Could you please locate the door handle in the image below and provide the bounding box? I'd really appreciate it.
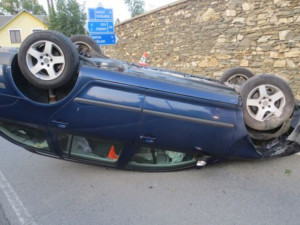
[140,135,156,144]
[52,120,69,128]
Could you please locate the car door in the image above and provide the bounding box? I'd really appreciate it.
[135,89,237,156]
[50,80,145,144]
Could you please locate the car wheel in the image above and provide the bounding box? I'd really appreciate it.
[241,74,294,131]
[70,35,107,58]
[18,30,79,89]
[220,67,254,87]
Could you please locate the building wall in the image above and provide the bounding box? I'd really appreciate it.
[105,0,300,98]
[0,12,47,48]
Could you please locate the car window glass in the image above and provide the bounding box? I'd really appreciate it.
[57,133,123,163]
[127,147,197,170]
[0,123,49,150]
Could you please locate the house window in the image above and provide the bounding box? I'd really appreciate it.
[9,30,21,43]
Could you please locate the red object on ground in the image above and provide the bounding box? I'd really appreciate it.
[138,52,149,66]
[108,145,118,160]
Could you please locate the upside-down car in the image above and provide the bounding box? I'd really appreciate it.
[0,31,298,171]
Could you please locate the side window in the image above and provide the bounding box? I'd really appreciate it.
[57,133,123,163]
[127,147,197,171]
[9,30,21,43]
[0,123,49,150]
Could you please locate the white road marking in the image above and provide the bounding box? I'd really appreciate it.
[0,170,37,225]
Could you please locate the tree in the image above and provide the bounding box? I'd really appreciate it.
[48,0,86,37]
[46,0,56,30]
[124,0,145,17]
[0,0,46,15]
[22,0,46,15]
[46,0,55,17]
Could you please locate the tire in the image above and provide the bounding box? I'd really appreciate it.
[220,67,254,86]
[18,30,79,89]
[247,119,291,140]
[70,35,107,58]
[241,74,294,131]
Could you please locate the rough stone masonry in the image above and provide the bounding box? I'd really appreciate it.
[105,0,300,98]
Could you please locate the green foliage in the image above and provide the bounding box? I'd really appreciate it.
[124,0,145,17]
[0,0,46,15]
[0,0,20,14]
[285,169,292,176]
[48,0,86,37]
[22,0,46,15]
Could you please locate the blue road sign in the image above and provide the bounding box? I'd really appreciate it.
[88,8,96,20]
[88,21,114,33]
[90,34,118,45]
[88,8,113,20]
[88,7,116,45]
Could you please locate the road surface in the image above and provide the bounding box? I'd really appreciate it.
[0,137,300,225]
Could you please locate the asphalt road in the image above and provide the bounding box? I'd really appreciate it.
[0,137,300,225]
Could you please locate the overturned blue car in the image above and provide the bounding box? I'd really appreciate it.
[0,31,298,171]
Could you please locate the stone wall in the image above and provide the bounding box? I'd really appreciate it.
[104,0,300,98]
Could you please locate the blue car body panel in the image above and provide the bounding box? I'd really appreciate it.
[0,51,261,169]
[52,81,145,143]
